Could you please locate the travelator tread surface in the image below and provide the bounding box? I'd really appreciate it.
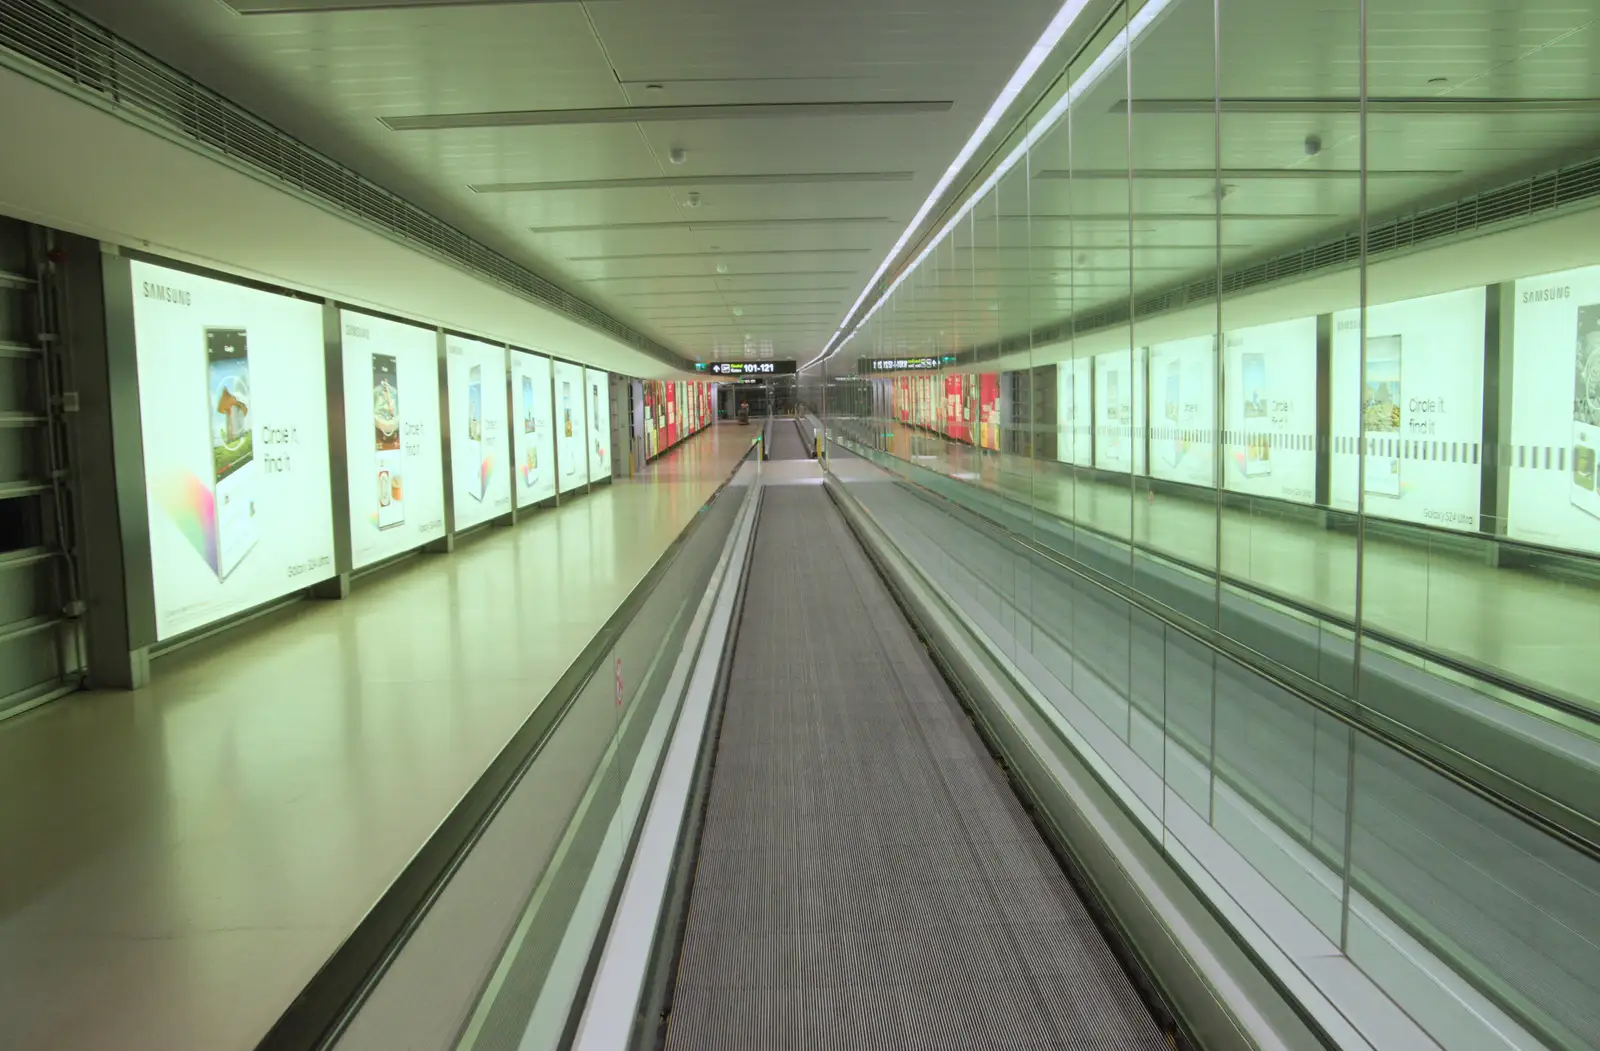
[665,486,1164,1051]
[766,418,810,460]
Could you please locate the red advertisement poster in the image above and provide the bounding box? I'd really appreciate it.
[979,373,1001,451]
[944,374,963,442]
[644,383,656,459]
[666,381,678,447]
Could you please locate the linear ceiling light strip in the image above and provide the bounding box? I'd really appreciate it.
[807,0,1174,370]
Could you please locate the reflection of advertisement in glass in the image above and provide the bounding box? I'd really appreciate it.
[1106,369,1123,452]
[1363,336,1402,498]
[1242,352,1271,477]
[467,363,484,501]
[372,352,404,531]
[1572,304,1600,519]
[205,328,258,580]
[1163,360,1185,469]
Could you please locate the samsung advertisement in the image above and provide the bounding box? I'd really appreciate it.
[1055,357,1092,466]
[1222,317,1319,505]
[340,310,446,569]
[1147,336,1216,487]
[586,368,612,482]
[1093,347,1147,474]
[130,260,336,639]
[1509,265,1600,555]
[512,349,556,508]
[554,360,586,495]
[1331,287,1485,531]
[446,334,511,530]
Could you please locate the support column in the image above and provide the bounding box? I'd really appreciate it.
[74,242,155,688]
[317,301,352,596]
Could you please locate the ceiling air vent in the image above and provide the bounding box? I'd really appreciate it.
[0,0,685,369]
[952,153,1600,364]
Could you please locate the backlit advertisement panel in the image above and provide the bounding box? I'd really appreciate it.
[1331,287,1484,531]
[339,310,445,569]
[554,359,585,495]
[1056,357,1092,466]
[1147,336,1216,487]
[446,334,510,529]
[130,259,335,639]
[666,381,679,447]
[1509,265,1600,555]
[511,350,555,508]
[1222,317,1319,504]
[979,373,1001,451]
[586,368,612,481]
[1094,347,1147,474]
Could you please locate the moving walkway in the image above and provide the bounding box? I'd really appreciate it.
[255,440,1600,1051]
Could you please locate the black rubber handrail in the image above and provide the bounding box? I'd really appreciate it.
[832,433,1600,862]
[859,421,1600,726]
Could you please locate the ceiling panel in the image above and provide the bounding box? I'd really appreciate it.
[58,0,1064,366]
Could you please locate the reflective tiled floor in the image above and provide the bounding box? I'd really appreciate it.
[0,425,751,1051]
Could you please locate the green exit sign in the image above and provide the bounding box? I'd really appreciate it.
[694,362,707,371]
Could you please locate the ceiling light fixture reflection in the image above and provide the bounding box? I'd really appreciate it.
[806,0,1177,371]
[800,0,1098,370]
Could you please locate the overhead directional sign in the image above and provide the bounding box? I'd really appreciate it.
[706,360,796,376]
[860,356,942,372]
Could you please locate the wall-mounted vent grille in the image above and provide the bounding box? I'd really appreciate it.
[958,152,1600,363]
[0,0,687,370]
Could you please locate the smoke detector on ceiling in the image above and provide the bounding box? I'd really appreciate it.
[669,147,687,165]
[685,192,702,208]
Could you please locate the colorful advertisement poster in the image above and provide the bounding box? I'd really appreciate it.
[130,259,336,639]
[1055,357,1093,467]
[553,359,585,495]
[446,334,511,529]
[1147,336,1217,487]
[511,350,556,508]
[1094,347,1148,474]
[944,374,967,442]
[586,368,612,482]
[1222,317,1318,505]
[1330,287,1484,531]
[1509,265,1600,555]
[979,373,1002,451]
[666,381,679,448]
[340,309,445,569]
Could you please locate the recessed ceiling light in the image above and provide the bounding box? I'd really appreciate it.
[1427,76,1448,85]
[646,83,665,92]
[716,262,729,274]
[733,307,744,316]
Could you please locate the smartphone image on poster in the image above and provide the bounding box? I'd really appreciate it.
[519,374,538,489]
[373,352,404,530]
[1241,351,1272,478]
[1572,304,1600,519]
[561,381,576,477]
[467,363,484,501]
[1363,335,1402,498]
[204,327,258,580]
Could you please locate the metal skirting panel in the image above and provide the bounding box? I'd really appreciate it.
[666,486,1164,1050]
